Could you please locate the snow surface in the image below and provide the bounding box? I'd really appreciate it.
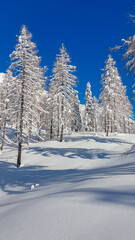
[1,132,135,240]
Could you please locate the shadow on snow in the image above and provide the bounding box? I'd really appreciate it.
[0,133,135,208]
[1,159,135,207]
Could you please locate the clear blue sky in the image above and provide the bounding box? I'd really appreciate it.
[0,0,135,108]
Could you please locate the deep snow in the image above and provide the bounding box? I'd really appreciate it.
[0,132,135,240]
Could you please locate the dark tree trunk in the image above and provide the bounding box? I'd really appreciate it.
[50,119,53,139]
[60,124,63,142]
[106,114,109,137]
[60,97,64,142]
[17,56,25,168]
[111,119,113,133]
[57,96,60,137]
[17,141,22,168]
[17,109,24,168]
[38,129,41,141]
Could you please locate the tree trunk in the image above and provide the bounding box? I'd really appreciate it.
[60,97,64,142]
[17,57,25,168]
[27,118,32,145]
[17,107,24,168]
[111,119,113,133]
[105,117,106,133]
[113,99,116,132]
[1,119,6,151]
[106,114,109,137]
[38,114,42,141]
[60,124,63,142]
[57,97,60,137]
[50,119,53,139]
[123,117,126,133]
[128,119,130,134]
[14,112,19,143]
[38,129,41,141]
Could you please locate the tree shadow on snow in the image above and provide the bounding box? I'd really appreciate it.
[1,160,135,207]
[27,146,116,159]
[64,134,132,145]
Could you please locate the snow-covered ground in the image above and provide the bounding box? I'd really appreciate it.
[1,132,135,240]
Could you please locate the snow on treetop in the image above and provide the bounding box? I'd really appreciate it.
[0,73,5,83]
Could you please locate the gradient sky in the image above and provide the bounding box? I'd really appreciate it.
[0,0,135,109]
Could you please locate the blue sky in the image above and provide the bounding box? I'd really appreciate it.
[0,0,135,108]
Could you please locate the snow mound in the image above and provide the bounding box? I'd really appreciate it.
[31,185,35,190]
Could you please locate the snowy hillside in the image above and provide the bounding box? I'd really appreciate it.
[1,132,135,240]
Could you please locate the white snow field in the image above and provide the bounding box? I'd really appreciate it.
[1,132,135,240]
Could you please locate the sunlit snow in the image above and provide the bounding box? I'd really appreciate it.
[0,132,135,240]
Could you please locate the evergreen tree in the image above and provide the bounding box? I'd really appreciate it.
[49,44,77,141]
[9,25,45,167]
[113,15,135,98]
[0,71,12,150]
[93,96,100,132]
[100,55,133,136]
[71,94,82,132]
[85,82,94,131]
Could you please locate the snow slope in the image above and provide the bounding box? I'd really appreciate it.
[0,132,135,240]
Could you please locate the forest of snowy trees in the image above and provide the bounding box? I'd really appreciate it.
[0,24,135,167]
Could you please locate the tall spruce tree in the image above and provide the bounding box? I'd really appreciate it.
[71,94,82,132]
[100,55,133,136]
[49,44,77,141]
[0,71,12,150]
[93,96,100,132]
[85,82,94,131]
[9,25,45,167]
[113,15,135,98]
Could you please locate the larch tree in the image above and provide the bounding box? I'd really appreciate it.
[85,82,94,131]
[48,67,60,139]
[0,72,9,150]
[100,54,133,136]
[71,94,82,132]
[113,15,135,97]
[93,96,100,132]
[9,25,45,168]
[0,70,14,150]
[49,44,77,142]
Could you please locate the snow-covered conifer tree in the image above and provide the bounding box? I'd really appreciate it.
[100,55,133,135]
[113,15,135,98]
[0,70,13,150]
[93,96,100,132]
[49,44,77,141]
[9,25,45,167]
[84,82,94,131]
[71,94,82,132]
